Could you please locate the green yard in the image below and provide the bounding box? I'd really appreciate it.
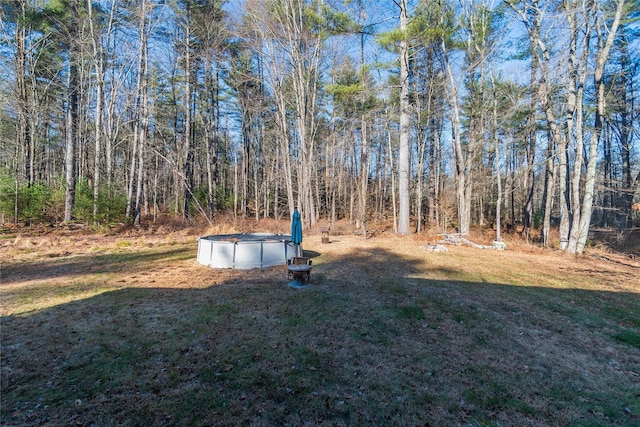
[2,229,639,426]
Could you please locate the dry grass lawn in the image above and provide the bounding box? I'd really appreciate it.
[1,223,639,426]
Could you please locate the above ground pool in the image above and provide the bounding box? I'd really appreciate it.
[197,233,299,269]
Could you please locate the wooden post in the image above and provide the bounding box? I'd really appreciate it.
[321,227,330,244]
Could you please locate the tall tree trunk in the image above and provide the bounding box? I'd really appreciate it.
[64,0,80,222]
[511,0,566,246]
[90,22,103,223]
[541,134,556,247]
[398,0,410,234]
[15,0,32,186]
[522,129,535,240]
[241,112,250,217]
[617,26,634,229]
[387,118,398,233]
[104,59,120,193]
[360,117,368,237]
[125,124,139,219]
[414,69,427,234]
[13,141,19,223]
[509,1,541,242]
[492,74,502,242]
[443,41,470,236]
[428,113,442,228]
[558,0,580,249]
[567,12,592,252]
[126,0,148,221]
[204,66,219,219]
[573,0,625,254]
[88,0,115,223]
[602,124,612,227]
[359,34,368,237]
[183,9,194,220]
[134,35,148,226]
[416,131,425,234]
[537,22,561,247]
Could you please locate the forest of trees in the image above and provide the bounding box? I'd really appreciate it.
[1,0,638,254]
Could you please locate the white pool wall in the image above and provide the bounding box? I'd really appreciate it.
[197,233,298,269]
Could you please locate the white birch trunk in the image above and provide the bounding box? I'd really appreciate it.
[398,0,411,234]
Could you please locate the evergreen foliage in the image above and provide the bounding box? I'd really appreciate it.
[0,0,636,246]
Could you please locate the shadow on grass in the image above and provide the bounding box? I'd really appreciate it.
[1,247,194,284]
[1,247,639,426]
